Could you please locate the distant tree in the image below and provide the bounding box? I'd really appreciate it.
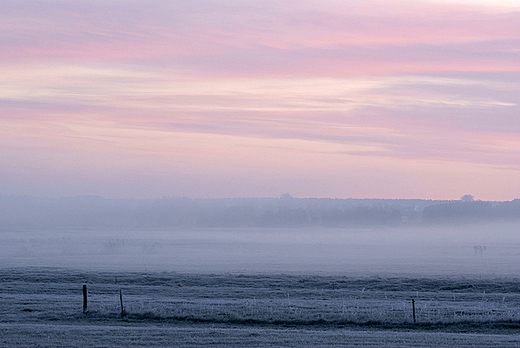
[461,195,474,202]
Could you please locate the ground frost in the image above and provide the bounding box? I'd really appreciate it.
[3,268,520,347]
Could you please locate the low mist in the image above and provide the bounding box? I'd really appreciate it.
[1,195,519,277]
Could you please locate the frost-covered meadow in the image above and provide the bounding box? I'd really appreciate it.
[2,225,520,347]
[3,269,520,347]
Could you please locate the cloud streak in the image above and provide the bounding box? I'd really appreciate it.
[1,0,519,199]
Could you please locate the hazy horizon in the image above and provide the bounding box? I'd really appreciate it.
[1,193,517,202]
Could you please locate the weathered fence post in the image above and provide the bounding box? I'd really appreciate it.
[120,289,125,317]
[82,284,88,313]
[412,299,416,324]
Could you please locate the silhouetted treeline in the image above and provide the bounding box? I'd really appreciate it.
[0,195,519,229]
[422,199,520,224]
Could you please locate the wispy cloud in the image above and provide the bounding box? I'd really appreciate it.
[1,0,519,199]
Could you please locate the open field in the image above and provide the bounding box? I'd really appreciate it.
[2,225,520,346]
[4,322,520,348]
[2,268,520,347]
[2,224,520,276]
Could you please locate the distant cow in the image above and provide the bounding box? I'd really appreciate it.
[474,245,487,257]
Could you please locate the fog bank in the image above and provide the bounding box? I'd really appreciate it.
[1,195,519,276]
[1,195,519,229]
[1,223,519,276]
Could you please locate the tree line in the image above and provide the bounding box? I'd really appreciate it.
[0,195,519,229]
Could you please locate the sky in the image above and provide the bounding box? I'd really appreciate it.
[1,0,519,200]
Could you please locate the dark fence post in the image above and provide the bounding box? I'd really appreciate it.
[412,299,416,324]
[82,284,88,313]
[120,289,125,317]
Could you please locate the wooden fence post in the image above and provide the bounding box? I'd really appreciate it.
[82,284,88,313]
[412,299,416,324]
[120,289,125,317]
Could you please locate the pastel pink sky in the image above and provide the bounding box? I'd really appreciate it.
[1,0,519,200]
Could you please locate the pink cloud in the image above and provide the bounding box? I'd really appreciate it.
[1,0,519,199]
[1,0,518,77]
